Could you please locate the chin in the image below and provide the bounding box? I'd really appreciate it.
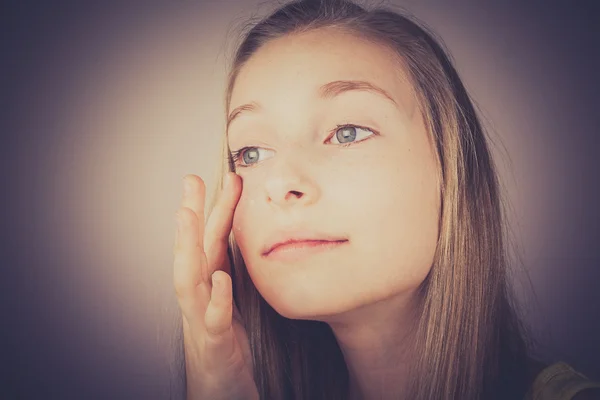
[260,286,363,322]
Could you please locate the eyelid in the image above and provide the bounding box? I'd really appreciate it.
[325,124,377,145]
[229,147,275,169]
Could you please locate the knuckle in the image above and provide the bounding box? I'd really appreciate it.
[178,206,197,221]
[184,174,206,193]
[173,266,191,297]
[173,277,196,300]
[205,322,229,340]
[173,244,189,262]
[172,241,184,254]
[173,281,190,300]
[173,253,206,296]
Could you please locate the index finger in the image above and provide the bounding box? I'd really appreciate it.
[181,174,206,246]
[204,172,242,273]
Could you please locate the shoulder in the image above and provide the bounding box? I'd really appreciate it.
[524,361,600,400]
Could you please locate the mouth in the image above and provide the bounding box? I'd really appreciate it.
[264,239,348,262]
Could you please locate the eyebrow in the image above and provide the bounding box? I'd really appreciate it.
[226,80,398,132]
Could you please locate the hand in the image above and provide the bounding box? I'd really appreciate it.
[173,173,258,400]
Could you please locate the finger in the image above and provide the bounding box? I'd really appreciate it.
[181,174,206,248]
[204,172,242,273]
[204,271,236,362]
[173,207,210,327]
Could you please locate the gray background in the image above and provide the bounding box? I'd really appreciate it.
[1,1,599,398]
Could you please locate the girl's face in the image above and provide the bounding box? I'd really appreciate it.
[228,27,440,320]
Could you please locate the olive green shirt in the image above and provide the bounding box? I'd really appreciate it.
[524,362,600,400]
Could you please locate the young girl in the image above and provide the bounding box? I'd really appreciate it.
[172,0,600,399]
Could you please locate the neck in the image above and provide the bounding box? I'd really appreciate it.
[325,290,420,400]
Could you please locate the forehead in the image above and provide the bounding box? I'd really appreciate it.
[229,27,414,114]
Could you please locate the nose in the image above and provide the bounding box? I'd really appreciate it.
[264,157,319,208]
[266,178,315,207]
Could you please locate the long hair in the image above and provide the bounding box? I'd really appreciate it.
[173,1,535,399]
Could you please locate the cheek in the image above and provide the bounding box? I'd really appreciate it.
[231,191,259,252]
[348,151,439,285]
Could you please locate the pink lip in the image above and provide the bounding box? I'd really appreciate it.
[265,239,348,262]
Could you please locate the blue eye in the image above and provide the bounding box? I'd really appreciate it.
[327,124,376,147]
[230,124,377,168]
[229,147,275,168]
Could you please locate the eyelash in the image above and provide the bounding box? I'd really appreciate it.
[229,123,377,168]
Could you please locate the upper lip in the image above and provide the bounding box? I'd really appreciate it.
[262,229,348,256]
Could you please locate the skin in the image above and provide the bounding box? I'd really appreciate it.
[227,27,441,399]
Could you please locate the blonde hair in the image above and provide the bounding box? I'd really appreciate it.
[175,0,536,398]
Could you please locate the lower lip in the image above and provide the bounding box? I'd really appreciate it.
[265,240,348,262]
